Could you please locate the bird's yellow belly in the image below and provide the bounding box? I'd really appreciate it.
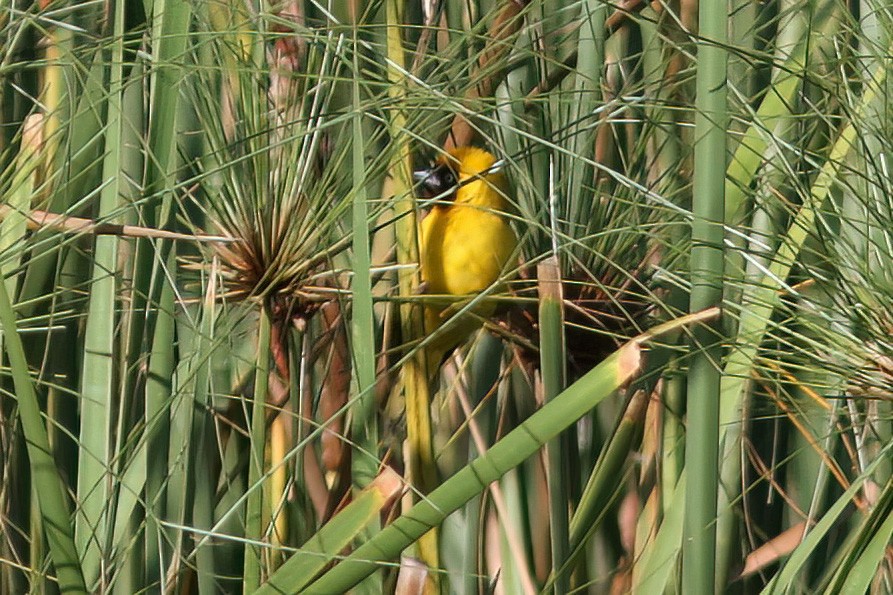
[420,206,516,297]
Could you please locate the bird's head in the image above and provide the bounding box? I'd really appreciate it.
[413,146,508,208]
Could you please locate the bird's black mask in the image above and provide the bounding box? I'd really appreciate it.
[413,163,458,200]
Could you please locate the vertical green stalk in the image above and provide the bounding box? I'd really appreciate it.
[562,391,648,581]
[386,0,432,481]
[538,257,568,593]
[75,0,125,583]
[682,0,727,592]
[350,20,378,494]
[164,316,195,589]
[461,334,503,593]
[145,0,190,226]
[854,0,892,508]
[726,0,756,108]
[350,25,381,595]
[144,0,192,576]
[661,368,686,498]
[244,307,271,592]
[108,58,148,595]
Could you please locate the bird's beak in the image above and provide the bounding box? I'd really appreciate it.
[413,168,431,185]
[413,167,439,199]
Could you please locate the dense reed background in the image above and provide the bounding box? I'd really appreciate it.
[1,0,891,593]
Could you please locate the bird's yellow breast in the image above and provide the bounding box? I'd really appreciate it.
[420,204,517,296]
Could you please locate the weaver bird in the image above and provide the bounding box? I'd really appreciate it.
[414,146,518,376]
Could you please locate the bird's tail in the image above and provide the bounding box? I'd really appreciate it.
[420,301,496,383]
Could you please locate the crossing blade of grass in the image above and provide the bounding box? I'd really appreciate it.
[303,331,658,593]
[823,475,893,594]
[837,496,893,595]
[760,441,892,594]
[256,468,403,594]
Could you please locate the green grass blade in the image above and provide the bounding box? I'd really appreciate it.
[190,282,218,593]
[0,260,86,593]
[125,0,192,377]
[824,476,893,595]
[350,29,383,594]
[0,116,40,295]
[0,115,41,360]
[546,391,647,589]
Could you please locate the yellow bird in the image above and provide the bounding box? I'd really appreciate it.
[414,146,518,375]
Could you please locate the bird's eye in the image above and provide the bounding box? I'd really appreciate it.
[441,170,456,187]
